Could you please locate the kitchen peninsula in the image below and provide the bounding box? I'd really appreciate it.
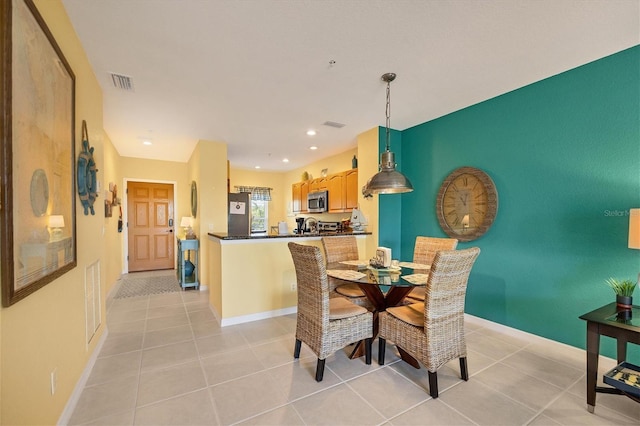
[207,231,370,326]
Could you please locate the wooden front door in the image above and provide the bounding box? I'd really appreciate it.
[127,182,175,272]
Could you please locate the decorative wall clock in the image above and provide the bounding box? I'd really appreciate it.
[436,166,498,242]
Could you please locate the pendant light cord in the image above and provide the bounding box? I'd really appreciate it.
[385,79,391,152]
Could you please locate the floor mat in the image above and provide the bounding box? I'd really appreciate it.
[114,274,181,298]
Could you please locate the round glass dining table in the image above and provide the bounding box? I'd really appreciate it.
[326,261,430,367]
[326,261,429,310]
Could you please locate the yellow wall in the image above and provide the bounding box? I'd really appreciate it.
[229,168,287,232]
[187,142,201,235]
[0,1,120,424]
[102,133,123,293]
[356,128,381,255]
[189,140,228,293]
[208,234,223,315]
[211,235,368,321]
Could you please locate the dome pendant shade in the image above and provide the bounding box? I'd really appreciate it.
[365,72,414,195]
[367,151,413,194]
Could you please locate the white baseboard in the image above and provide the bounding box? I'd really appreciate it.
[220,306,297,327]
[464,313,538,339]
[57,328,109,426]
[464,312,588,356]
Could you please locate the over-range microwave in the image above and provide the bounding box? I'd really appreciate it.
[308,190,328,213]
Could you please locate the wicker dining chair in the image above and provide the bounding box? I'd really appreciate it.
[378,247,480,398]
[321,236,371,308]
[406,236,458,302]
[288,242,373,381]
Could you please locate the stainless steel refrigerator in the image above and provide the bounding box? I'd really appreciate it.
[228,192,251,236]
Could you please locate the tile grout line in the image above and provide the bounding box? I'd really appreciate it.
[183,289,224,426]
[522,374,585,425]
[341,365,401,424]
[434,397,482,426]
[222,343,370,425]
[129,295,151,426]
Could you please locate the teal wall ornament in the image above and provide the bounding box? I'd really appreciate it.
[77,120,98,215]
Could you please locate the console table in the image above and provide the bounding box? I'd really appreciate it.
[579,303,640,413]
[20,237,73,278]
[177,238,199,290]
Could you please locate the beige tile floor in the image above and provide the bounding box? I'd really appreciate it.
[67,274,640,425]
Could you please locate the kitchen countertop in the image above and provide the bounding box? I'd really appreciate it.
[208,231,371,240]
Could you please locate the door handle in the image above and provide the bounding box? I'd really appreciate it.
[168,229,173,233]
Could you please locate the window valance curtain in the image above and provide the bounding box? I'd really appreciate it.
[234,186,272,201]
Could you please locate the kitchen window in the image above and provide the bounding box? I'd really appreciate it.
[251,200,268,233]
[235,185,272,234]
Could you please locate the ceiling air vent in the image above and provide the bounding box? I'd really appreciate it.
[323,121,345,129]
[109,73,134,91]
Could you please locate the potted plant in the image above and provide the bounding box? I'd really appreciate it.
[605,277,637,309]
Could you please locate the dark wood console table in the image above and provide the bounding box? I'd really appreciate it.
[579,303,640,413]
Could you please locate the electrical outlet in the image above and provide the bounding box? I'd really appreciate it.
[50,369,57,395]
[290,282,296,291]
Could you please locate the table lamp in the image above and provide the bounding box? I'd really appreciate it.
[48,215,65,241]
[180,216,194,239]
[630,208,640,283]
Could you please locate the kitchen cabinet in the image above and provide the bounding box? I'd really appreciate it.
[301,181,309,212]
[345,169,358,210]
[327,173,344,212]
[292,182,302,212]
[291,169,358,214]
[292,181,310,213]
[310,177,327,192]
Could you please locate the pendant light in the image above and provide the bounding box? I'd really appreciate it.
[363,73,413,195]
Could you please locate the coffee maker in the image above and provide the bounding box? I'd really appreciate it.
[295,217,305,234]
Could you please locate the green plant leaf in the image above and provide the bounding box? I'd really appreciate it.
[605,277,637,297]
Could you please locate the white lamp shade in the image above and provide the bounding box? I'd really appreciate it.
[48,215,65,228]
[629,208,640,249]
[180,217,192,228]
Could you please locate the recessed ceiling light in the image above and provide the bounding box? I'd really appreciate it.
[310,146,318,150]
[306,129,317,136]
[255,166,261,169]
[142,140,152,146]
[282,158,289,163]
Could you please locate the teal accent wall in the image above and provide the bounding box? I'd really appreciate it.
[378,127,403,257]
[382,46,640,360]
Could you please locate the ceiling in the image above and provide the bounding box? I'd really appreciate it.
[61,0,639,171]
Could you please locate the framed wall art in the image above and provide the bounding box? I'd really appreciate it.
[1,0,77,306]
